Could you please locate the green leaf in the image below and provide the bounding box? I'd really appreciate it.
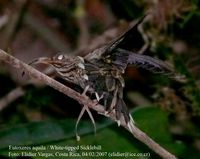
[0,106,186,158]
[0,117,112,151]
[132,106,186,156]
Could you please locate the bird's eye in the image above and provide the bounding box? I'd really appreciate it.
[57,55,64,60]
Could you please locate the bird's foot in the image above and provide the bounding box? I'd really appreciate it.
[76,85,96,141]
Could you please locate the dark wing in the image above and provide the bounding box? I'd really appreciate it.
[85,15,146,67]
[105,15,146,55]
[101,16,146,71]
[117,48,175,74]
[104,48,175,74]
[86,15,175,75]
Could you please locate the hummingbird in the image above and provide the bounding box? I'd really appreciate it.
[29,16,176,139]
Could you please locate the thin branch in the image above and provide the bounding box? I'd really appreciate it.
[0,87,25,111]
[127,92,152,106]
[0,0,28,49]
[0,49,177,159]
[75,0,90,50]
[24,13,70,52]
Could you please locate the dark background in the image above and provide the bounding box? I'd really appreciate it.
[0,0,200,158]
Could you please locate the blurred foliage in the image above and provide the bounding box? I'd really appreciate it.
[0,0,200,158]
[0,107,188,158]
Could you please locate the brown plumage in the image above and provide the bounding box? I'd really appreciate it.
[29,16,176,138]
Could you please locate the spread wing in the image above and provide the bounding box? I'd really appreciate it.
[105,15,146,55]
[100,16,146,71]
[84,16,145,62]
[105,48,175,74]
[102,16,175,74]
[117,48,175,74]
[86,15,175,75]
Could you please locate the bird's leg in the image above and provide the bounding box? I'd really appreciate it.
[137,18,150,54]
[94,92,104,103]
[75,85,96,141]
